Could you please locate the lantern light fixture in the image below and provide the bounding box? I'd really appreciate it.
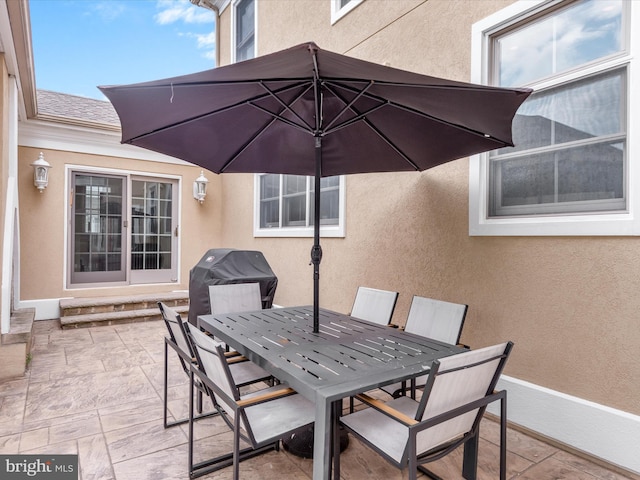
[193,170,209,204]
[31,152,51,193]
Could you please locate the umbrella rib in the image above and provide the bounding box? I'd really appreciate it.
[360,118,420,170]
[323,102,388,135]
[248,101,314,135]
[322,82,419,170]
[322,80,376,132]
[123,81,312,143]
[218,116,278,173]
[323,79,512,145]
[220,82,318,172]
[258,81,315,132]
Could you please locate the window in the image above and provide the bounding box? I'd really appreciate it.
[470,0,638,235]
[255,174,345,238]
[233,0,255,62]
[331,0,364,24]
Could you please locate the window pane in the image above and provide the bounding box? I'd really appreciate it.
[491,141,624,214]
[236,0,254,61]
[283,176,307,226]
[310,176,340,226]
[260,199,279,228]
[497,0,623,86]
[283,196,306,226]
[502,68,624,154]
[284,175,306,195]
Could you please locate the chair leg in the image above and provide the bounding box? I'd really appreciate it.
[163,341,171,428]
[408,429,418,480]
[461,430,479,480]
[233,414,241,480]
[500,393,507,480]
[188,370,196,478]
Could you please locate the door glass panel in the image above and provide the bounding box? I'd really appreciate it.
[70,174,125,284]
[131,180,173,272]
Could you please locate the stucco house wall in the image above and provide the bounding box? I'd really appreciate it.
[17,145,224,302]
[212,0,640,474]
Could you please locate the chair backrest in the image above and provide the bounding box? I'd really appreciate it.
[186,323,241,422]
[159,301,194,373]
[404,296,468,344]
[209,283,263,315]
[415,342,513,454]
[350,286,399,326]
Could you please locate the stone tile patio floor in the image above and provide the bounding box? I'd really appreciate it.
[0,319,637,480]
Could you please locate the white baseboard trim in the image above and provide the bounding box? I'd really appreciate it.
[17,298,65,320]
[488,375,640,475]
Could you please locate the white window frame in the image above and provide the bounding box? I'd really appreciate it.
[231,0,257,63]
[469,0,640,236]
[253,174,346,238]
[331,0,364,25]
[63,164,183,289]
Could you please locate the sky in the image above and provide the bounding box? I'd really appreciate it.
[29,0,217,100]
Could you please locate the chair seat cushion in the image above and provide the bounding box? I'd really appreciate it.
[243,387,315,446]
[229,361,272,387]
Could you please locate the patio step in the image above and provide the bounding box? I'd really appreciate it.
[0,307,35,380]
[59,292,189,329]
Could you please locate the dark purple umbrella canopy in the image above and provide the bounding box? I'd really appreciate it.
[100,41,531,332]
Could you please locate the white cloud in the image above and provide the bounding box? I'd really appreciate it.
[154,0,214,25]
[85,1,127,22]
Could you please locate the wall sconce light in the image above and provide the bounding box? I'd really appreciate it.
[31,152,51,193]
[193,170,209,204]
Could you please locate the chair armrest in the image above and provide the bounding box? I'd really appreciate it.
[237,387,295,408]
[223,351,243,358]
[355,393,418,426]
[225,355,249,364]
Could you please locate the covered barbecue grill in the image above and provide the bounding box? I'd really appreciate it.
[188,249,278,325]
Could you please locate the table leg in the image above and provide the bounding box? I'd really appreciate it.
[331,401,341,480]
[312,397,331,480]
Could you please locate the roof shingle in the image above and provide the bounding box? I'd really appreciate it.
[36,89,120,126]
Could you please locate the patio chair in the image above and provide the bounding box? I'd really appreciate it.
[380,296,469,398]
[158,301,272,429]
[350,286,399,326]
[208,282,269,356]
[340,341,513,480]
[186,324,316,479]
[208,282,263,315]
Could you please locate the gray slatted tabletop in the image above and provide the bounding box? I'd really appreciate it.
[198,306,466,480]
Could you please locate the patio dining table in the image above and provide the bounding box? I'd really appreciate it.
[198,305,468,480]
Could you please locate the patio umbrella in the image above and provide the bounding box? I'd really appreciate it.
[99,41,531,333]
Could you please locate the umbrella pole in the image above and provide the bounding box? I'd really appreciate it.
[311,136,322,333]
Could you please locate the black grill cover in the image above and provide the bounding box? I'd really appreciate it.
[188,249,278,325]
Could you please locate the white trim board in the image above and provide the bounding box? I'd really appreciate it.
[488,375,640,474]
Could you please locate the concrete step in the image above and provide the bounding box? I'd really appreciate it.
[0,307,35,381]
[59,292,189,329]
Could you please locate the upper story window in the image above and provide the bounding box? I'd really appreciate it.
[470,0,638,235]
[331,0,364,24]
[254,174,345,238]
[233,0,255,62]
